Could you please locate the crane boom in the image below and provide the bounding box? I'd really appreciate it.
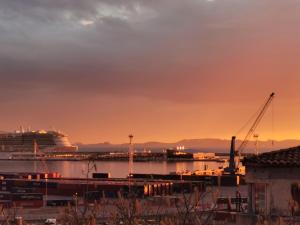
[224,92,275,174]
[237,92,275,156]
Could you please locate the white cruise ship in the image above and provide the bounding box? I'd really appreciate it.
[0,129,78,152]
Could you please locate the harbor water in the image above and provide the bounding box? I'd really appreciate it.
[0,160,225,178]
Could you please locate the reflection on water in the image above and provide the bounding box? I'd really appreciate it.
[0,160,224,178]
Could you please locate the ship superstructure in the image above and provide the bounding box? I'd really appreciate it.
[0,129,77,152]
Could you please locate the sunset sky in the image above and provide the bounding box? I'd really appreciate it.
[1,0,300,144]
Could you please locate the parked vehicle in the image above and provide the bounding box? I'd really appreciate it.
[44,218,56,225]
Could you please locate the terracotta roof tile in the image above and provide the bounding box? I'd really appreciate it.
[243,146,300,167]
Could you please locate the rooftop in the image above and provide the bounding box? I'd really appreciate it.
[243,145,300,168]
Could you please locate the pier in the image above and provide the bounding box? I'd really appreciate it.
[6,150,226,162]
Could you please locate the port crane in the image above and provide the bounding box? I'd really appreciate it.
[225,92,275,174]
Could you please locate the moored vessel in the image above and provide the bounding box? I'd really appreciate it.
[0,129,77,152]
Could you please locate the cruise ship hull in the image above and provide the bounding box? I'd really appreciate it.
[0,130,77,152]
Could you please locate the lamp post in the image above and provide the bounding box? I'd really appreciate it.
[128,134,134,176]
[73,192,78,213]
[253,134,259,155]
[128,134,134,194]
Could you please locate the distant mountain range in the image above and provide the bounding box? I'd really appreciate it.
[75,138,300,153]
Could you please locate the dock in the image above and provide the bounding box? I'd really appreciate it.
[6,150,226,162]
[0,172,206,209]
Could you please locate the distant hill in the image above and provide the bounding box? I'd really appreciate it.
[75,138,300,153]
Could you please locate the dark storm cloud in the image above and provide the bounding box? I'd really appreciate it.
[1,0,300,103]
